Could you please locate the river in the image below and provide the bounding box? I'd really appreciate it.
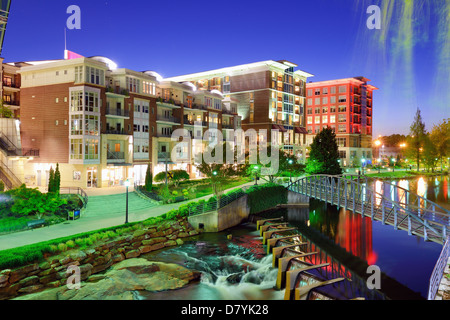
[139,175,448,300]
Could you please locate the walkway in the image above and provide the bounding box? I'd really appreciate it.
[0,181,258,250]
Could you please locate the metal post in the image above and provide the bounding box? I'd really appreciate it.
[408,215,412,235]
[394,205,398,229]
[371,191,374,219]
[382,200,385,224]
[344,182,348,210]
[125,184,129,224]
[352,184,356,213]
[330,178,334,206]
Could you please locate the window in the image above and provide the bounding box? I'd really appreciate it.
[330,106,336,113]
[323,88,328,95]
[307,89,313,97]
[315,98,320,105]
[70,139,83,160]
[338,125,346,133]
[315,116,320,124]
[338,105,347,112]
[84,92,99,113]
[330,115,336,123]
[307,98,312,106]
[337,137,347,147]
[70,114,83,135]
[315,107,320,114]
[339,85,347,93]
[126,77,141,93]
[322,97,328,104]
[307,116,312,124]
[330,96,336,104]
[330,87,336,94]
[322,115,328,123]
[71,91,83,112]
[85,66,104,85]
[339,150,346,159]
[84,115,99,136]
[315,89,320,95]
[84,139,99,160]
[338,96,347,103]
[307,108,312,115]
[338,114,347,122]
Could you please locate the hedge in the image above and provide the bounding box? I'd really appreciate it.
[0,184,287,270]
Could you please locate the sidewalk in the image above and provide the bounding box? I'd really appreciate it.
[0,181,258,251]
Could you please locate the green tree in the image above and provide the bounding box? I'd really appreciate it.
[429,119,450,171]
[48,166,55,193]
[305,127,342,175]
[407,108,427,171]
[0,100,13,118]
[54,163,61,193]
[422,135,439,172]
[144,164,153,192]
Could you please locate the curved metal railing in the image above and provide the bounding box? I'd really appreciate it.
[286,175,450,244]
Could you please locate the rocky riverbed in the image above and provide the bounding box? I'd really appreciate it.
[13,258,201,300]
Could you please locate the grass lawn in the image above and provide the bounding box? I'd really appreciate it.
[0,216,31,233]
[365,171,417,179]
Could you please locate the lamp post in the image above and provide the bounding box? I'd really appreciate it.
[392,158,396,172]
[377,158,381,173]
[124,179,130,224]
[361,158,366,176]
[253,165,259,185]
[288,159,294,182]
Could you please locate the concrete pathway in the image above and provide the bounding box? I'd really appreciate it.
[0,181,258,250]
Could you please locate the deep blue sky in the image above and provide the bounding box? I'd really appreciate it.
[3,0,449,137]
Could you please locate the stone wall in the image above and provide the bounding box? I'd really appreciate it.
[0,218,198,300]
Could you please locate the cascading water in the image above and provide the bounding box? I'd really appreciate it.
[139,224,285,300]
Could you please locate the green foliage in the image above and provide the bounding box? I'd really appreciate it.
[407,108,427,171]
[144,164,153,192]
[6,184,67,218]
[54,163,61,192]
[48,167,55,193]
[305,127,342,175]
[245,184,288,214]
[0,181,4,192]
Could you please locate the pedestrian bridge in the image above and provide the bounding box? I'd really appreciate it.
[286,175,450,245]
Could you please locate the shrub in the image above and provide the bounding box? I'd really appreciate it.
[57,243,68,252]
[65,240,76,248]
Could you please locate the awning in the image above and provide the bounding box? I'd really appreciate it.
[295,127,308,134]
[272,124,287,132]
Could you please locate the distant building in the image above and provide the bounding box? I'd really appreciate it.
[305,77,378,166]
[165,60,313,162]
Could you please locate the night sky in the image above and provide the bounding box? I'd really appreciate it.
[3,0,449,137]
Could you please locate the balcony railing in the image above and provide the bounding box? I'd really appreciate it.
[183,119,207,126]
[2,81,19,88]
[222,108,236,115]
[104,128,129,135]
[105,107,130,118]
[155,132,173,138]
[107,150,125,160]
[105,86,130,96]
[3,100,19,106]
[156,97,182,108]
[222,123,234,129]
[157,115,180,124]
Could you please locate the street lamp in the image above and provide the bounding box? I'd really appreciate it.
[253,165,259,185]
[124,179,130,224]
[377,158,381,173]
[361,158,366,176]
[391,158,396,172]
[288,159,294,182]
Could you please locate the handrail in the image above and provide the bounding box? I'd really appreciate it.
[59,186,89,208]
[286,174,450,244]
[428,236,450,300]
[0,160,22,188]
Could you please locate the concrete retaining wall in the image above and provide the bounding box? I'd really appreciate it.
[188,195,250,232]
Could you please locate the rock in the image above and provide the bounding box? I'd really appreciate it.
[19,276,39,287]
[125,250,140,259]
[59,256,72,266]
[164,240,177,247]
[112,253,125,263]
[226,273,243,284]
[69,251,87,262]
[39,262,51,270]
[189,230,199,236]
[177,232,189,238]
[176,239,184,246]
[18,284,44,294]
[133,230,147,238]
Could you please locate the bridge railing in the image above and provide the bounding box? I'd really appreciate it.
[286,175,450,244]
[428,236,450,300]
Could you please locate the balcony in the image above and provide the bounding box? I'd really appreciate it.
[222,108,236,115]
[222,123,234,129]
[105,107,130,118]
[105,86,130,97]
[104,128,130,135]
[2,80,20,89]
[183,119,207,127]
[3,100,20,107]
[155,132,173,138]
[157,115,180,124]
[156,97,182,109]
[107,150,125,163]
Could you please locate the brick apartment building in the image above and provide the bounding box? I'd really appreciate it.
[305,77,378,166]
[165,60,313,162]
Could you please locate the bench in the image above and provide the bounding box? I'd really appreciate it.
[27,219,47,229]
[174,196,185,203]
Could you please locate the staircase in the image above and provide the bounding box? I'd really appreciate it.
[0,160,22,190]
